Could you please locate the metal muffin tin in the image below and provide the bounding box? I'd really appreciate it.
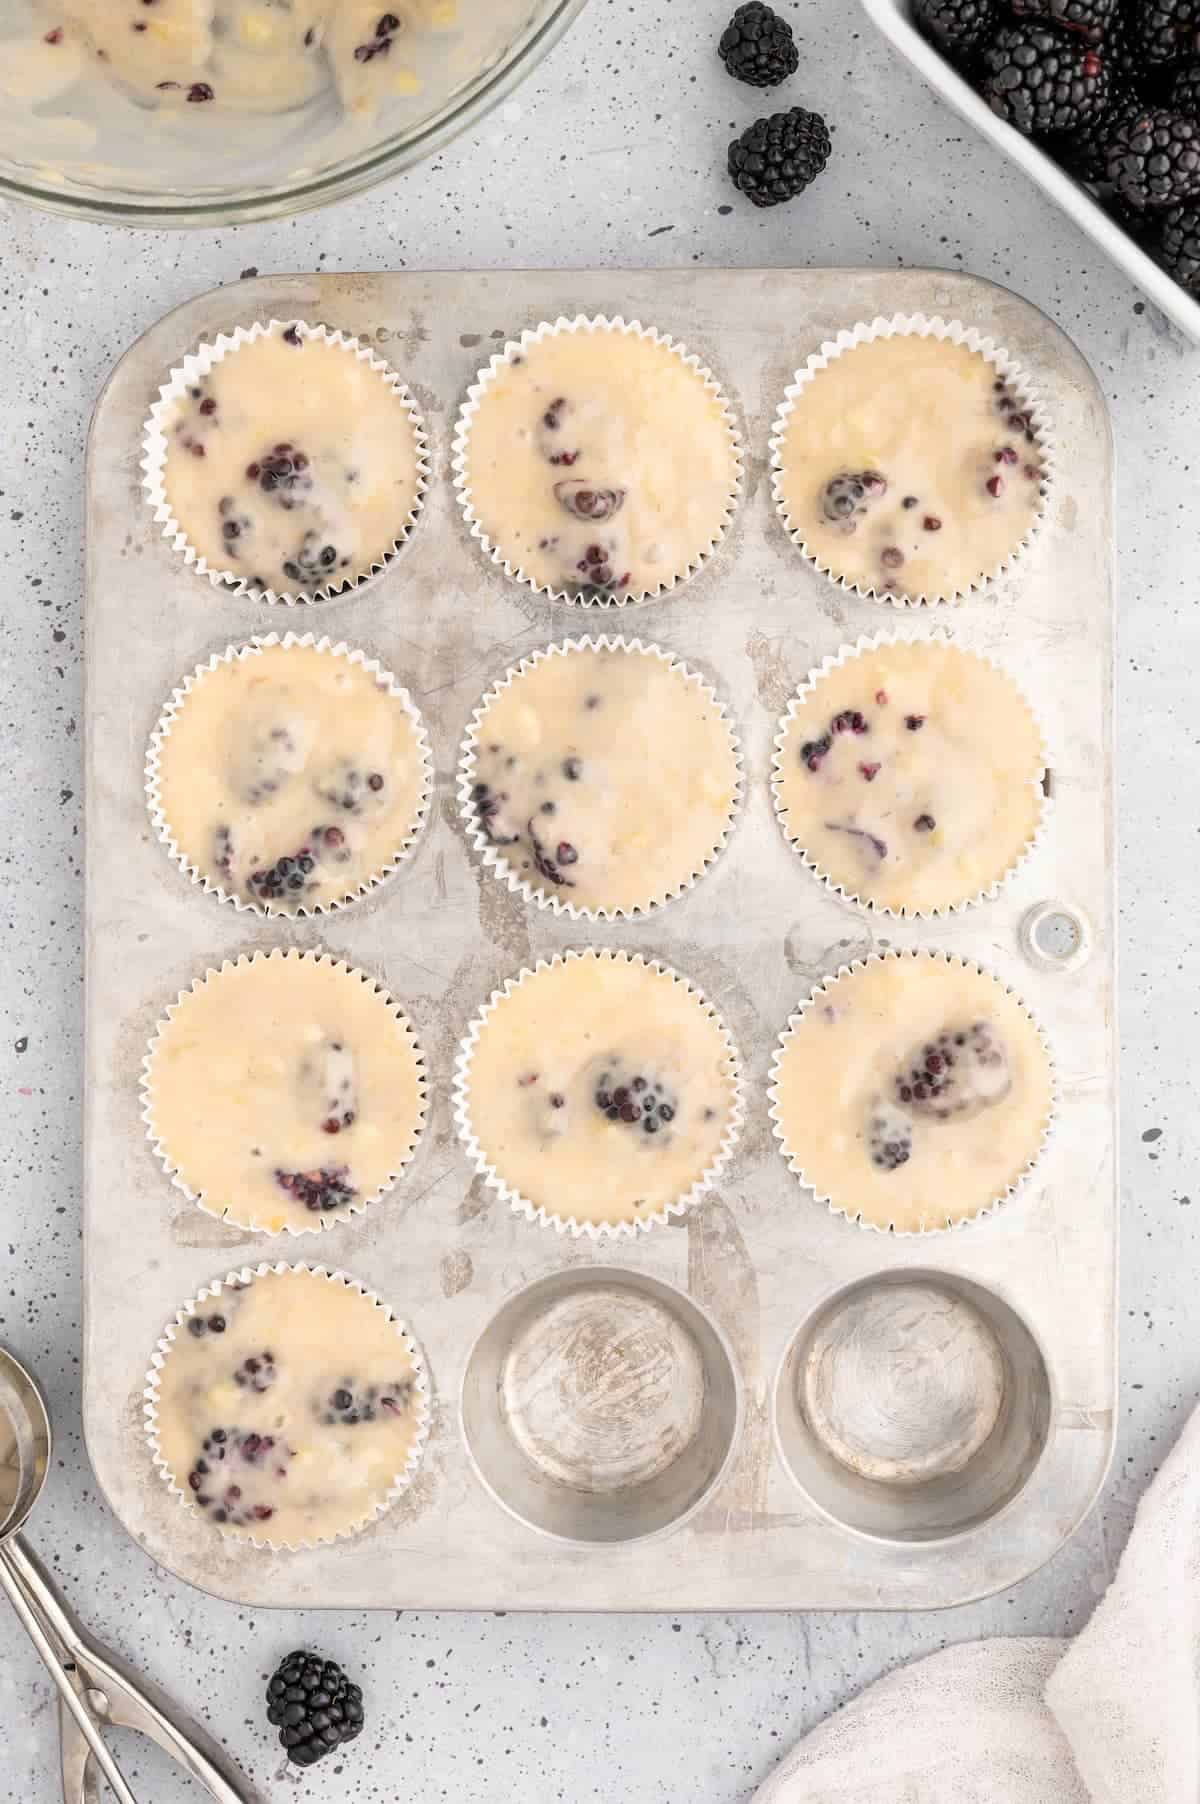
[83,268,1116,1609]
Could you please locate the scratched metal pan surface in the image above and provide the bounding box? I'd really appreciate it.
[82,268,1115,1609]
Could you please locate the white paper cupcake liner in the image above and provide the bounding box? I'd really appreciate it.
[451,314,744,609]
[457,635,744,919]
[143,1261,431,1550]
[768,314,1056,608]
[141,318,429,606]
[767,948,1058,1237]
[769,628,1051,919]
[145,631,433,919]
[452,947,746,1240]
[141,948,428,1238]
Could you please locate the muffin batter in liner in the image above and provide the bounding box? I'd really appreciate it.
[452,314,743,608]
[769,314,1054,607]
[768,949,1056,1234]
[142,318,428,604]
[145,631,432,918]
[770,631,1048,917]
[144,1262,430,1549]
[458,636,743,918]
[453,948,745,1238]
[142,949,427,1235]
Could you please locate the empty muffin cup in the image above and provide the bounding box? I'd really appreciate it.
[461,1267,741,1544]
[773,1270,1052,1542]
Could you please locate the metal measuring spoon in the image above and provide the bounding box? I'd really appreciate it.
[0,1344,260,1803]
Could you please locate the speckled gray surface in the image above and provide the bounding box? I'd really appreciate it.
[0,0,1191,1799]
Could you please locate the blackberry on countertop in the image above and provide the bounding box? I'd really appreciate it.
[980,24,1110,135]
[1008,0,1118,44]
[1158,200,1200,284]
[1166,58,1200,112]
[727,105,831,205]
[266,1650,364,1768]
[718,3,799,87]
[1105,105,1200,204]
[1137,0,1200,66]
[913,0,997,64]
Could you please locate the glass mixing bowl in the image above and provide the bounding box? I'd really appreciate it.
[0,0,588,228]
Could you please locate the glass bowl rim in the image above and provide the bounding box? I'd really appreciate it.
[0,0,589,229]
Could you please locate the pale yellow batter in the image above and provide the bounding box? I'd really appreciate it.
[773,640,1044,914]
[459,951,740,1229]
[158,324,422,598]
[771,954,1053,1233]
[152,1268,424,1544]
[35,1,453,117]
[459,326,740,602]
[152,639,428,914]
[775,335,1045,601]
[144,951,426,1233]
[465,643,740,914]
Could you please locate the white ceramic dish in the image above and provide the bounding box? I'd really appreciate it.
[860,0,1200,346]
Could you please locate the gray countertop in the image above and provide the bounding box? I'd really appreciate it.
[0,1,1192,1798]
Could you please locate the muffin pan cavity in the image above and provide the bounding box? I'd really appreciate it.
[773,1272,1052,1544]
[461,1268,740,1545]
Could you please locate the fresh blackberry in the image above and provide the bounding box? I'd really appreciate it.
[1105,105,1200,204]
[1008,0,1117,43]
[980,25,1110,135]
[1060,92,1142,178]
[1166,57,1200,112]
[895,1023,1011,1123]
[913,0,996,65]
[1105,2,1142,81]
[718,3,799,87]
[266,1651,364,1768]
[313,759,387,813]
[246,842,318,902]
[820,469,888,526]
[274,1166,357,1213]
[727,105,831,206]
[866,1102,913,1173]
[1107,189,1159,239]
[1138,0,1200,65]
[592,1068,678,1134]
[233,1352,277,1393]
[1157,200,1200,285]
[319,1378,413,1425]
[1093,2,1156,103]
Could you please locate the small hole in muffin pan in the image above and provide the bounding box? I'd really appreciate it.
[1020,900,1092,973]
